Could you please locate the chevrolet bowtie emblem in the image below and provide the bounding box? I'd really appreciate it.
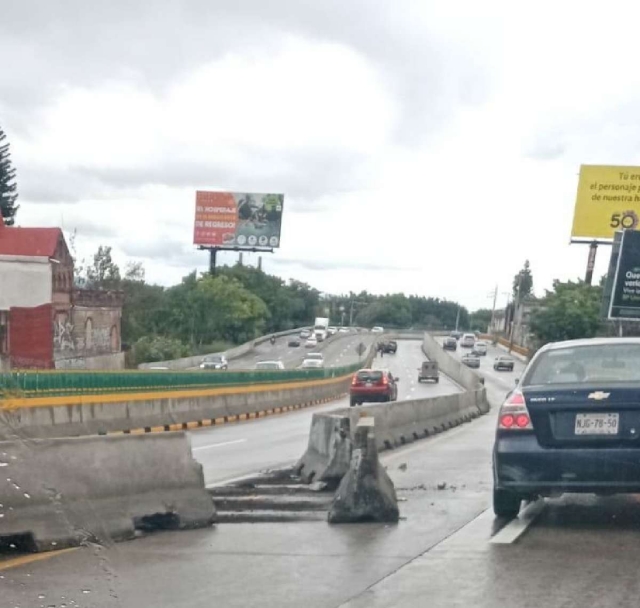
[588,391,611,401]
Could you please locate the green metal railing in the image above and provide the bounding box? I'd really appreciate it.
[0,360,367,399]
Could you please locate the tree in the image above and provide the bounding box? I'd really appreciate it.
[513,260,533,300]
[0,126,18,225]
[124,261,145,283]
[469,308,493,332]
[529,279,602,347]
[85,246,121,289]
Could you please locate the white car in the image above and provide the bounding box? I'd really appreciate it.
[472,341,488,356]
[300,329,311,339]
[305,335,318,348]
[338,327,350,333]
[304,352,324,362]
[371,326,384,333]
[301,358,324,369]
[200,354,229,370]
[255,360,285,370]
[460,333,476,348]
[327,326,337,336]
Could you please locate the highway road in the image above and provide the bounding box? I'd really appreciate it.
[189,338,462,485]
[190,330,373,371]
[13,339,640,607]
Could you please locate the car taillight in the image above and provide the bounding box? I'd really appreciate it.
[380,375,388,385]
[498,390,533,431]
[351,376,358,386]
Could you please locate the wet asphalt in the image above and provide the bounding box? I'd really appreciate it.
[4,340,639,607]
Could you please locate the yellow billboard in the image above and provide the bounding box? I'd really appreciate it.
[572,165,640,239]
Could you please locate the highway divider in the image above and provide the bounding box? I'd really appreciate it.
[0,346,377,440]
[0,432,215,552]
[295,332,489,483]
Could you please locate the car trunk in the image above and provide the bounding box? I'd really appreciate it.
[523,386,640,449]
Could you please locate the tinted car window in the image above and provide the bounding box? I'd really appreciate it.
[525,344,640,385]
[356,371,383,382]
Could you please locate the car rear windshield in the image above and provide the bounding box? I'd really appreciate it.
[205,356,223,362]
[356,371,383,382]
[306,353,323,360]
[524,343,640,385]
[256,362,280,369]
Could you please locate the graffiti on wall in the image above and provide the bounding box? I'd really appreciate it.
[53,318,75,352]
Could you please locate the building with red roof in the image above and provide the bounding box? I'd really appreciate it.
[0,223,123,370]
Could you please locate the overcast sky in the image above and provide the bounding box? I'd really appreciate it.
[2,0,638,310]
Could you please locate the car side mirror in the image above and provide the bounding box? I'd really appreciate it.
[395,378,400,382]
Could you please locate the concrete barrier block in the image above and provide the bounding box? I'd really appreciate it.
[295,414,352,485]
[328,418,399,524]
[0,433,215,552]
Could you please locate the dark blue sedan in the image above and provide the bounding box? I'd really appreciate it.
[493,337,640,518]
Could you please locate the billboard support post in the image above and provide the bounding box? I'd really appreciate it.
[209,248,217,276]
[585,241,598,285]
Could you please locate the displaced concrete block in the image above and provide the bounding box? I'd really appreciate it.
[328,418,399,524]
[0,433,215,552]
[295,414,352,486]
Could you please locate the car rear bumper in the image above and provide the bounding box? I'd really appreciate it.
[350,389,391,402]
[494,434,640,494]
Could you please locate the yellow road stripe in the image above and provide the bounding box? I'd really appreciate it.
[1,375,351,410]
[0,548,77,572]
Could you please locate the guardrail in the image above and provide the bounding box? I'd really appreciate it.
[0,361,366,399]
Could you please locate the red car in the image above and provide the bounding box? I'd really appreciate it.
[350,369,399,407]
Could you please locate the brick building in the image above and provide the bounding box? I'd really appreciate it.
[0,224,124,370]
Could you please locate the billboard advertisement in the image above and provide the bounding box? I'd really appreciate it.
[572,165,640,240]
[193,191,284,249]
[609,229,640,320]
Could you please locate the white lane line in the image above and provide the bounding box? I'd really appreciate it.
[489,498,545,544]
[193,438,247,452]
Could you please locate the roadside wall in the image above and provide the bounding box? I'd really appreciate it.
[54,352,125,370]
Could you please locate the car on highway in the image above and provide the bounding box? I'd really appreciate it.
[443,337,457,351]
[255,360,285,370]
[301,354,324,369]
[200,354,229,370]
[288,337,301,347]
[380,340,397,354]
[300,329,311,339]
[305,335,318,348]
[493,355,515,371]
[338,327,350,333]
[461,353,480,368]
[492,337,640,519]
[460,333,475,348]
[371,326,384,334]
[472,341,488,356]
[450,330,462,340]
[350,369,398,406]
[327,326,337,336]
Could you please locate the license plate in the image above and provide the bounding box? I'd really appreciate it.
[575,413,619,435]
[365,382,372,387]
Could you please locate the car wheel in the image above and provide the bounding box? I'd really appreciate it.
[493,488,522,518]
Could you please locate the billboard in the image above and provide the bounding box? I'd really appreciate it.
[572,165,640,240]
[193,191,284,249]
[609,230,640,320]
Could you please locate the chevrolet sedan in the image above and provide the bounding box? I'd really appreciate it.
[493,337,640,518]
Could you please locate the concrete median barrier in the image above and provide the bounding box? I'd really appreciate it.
[296,386,489,484]
[422,332,484,392]
[0,433,215,552]
[295,414,352,485]
[328,417,399,524]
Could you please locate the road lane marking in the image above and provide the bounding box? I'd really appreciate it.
[193,439,247,452]
[0,548,77,571]
[489,498,545,544]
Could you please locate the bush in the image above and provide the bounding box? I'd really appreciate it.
[131,336,190,365]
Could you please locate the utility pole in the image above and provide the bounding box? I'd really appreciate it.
[455,306,460,332]
[509,273,524,353]
[489,285,498,334]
